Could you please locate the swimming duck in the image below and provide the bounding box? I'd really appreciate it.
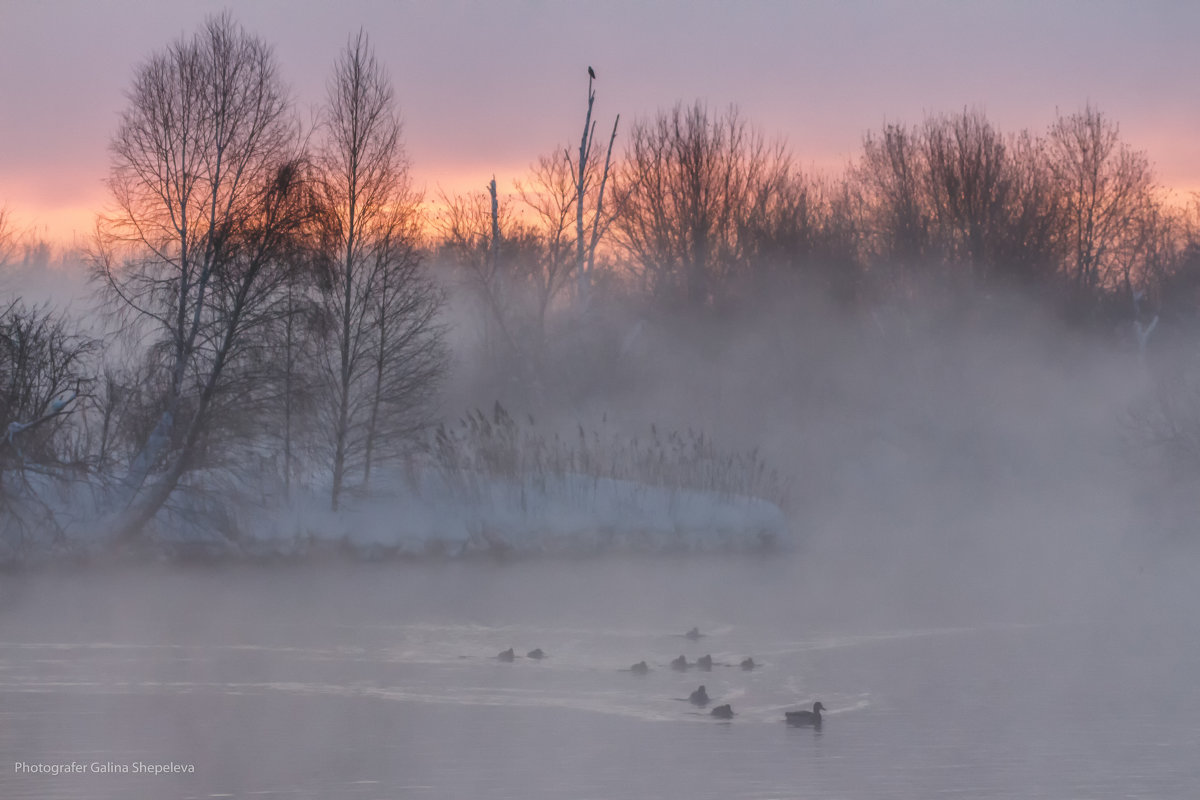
[670,655,689,671]
[785,701,825,726]
[740,657,756,671]
[689,685,710,706]
[685,627,703,640]
[497,648,515,662]
[526,648,545,659]
[696,654,713,671]
[710,704,734,719]
[630,661,650,674]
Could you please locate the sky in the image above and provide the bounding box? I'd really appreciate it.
[2,0,1199,245]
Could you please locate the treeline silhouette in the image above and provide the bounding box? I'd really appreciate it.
[2,13,1199,557]
[446,100,1195,337]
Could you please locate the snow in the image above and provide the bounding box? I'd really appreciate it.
[223,469,791,559]
[2,465,790,563]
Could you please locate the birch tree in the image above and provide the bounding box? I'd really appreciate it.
[96,13,313,542]
[316,31,444,510]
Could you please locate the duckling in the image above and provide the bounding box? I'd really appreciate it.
[670,655,689,671]
[526,648,545,660]
[630,660,650,674]
[696,654,713,671]
[710,704,734,719]
[784,701,825,726]
[689,685,710,706]
[497,648,515,662]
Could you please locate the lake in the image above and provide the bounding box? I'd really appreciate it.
[1,551,1197,799]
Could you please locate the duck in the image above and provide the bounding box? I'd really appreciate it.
[740,657,756,671]
[689,685,710,706]
[526,648,545,659]
[785,701,825,726]
[670,655,689,671]
[710,704,734,719]
[497,648,515,662]
[685,627,703,640]
[696,654,713,671]
[630,660,650,674]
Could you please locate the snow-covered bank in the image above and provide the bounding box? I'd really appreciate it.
[2,403,791,563]
[216,470,790,559]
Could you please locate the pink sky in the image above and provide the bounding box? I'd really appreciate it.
[3,1,1199,244]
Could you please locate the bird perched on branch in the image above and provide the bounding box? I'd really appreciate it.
[588,66,596,79]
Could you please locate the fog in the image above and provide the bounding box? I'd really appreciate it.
[439,276,1170,610]
[5,267,1200,797]
[4,12,1200,797]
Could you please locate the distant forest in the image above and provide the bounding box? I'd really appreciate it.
[2,13,1199,560]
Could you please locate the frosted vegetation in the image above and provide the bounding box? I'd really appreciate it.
[3,13,1200,564]
[235,408,788,559]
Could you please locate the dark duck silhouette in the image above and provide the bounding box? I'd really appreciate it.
[696,654,713,671]
[526,648,545,659]
[497,648,515,662]
[684,627,703,640]
[630,660,649,674]
[670,655,689,671]
[785,701,825,726]
[740,657,756,671]
[689,685,710,706]
[710,703,734,719]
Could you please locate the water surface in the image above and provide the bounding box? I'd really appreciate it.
[1,556,1195,799]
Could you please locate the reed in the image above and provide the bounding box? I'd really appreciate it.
[420,402,789,510]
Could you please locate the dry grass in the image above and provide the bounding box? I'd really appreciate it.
[420,402,788,509]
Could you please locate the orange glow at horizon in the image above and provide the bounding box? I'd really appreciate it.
[8,150,1200,249]
[3,203,103,252]
[6,160,556,249]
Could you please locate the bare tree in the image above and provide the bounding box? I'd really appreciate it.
[515,140,618,351]
[852,112,1068,293]
[568,67,619,308]
[0,300,97,551]
[362,210,445,487]
[95,13,313,542]
[614,102,790,309]
[853,122,935,274]
[516,153,578,347]
[449,71,619,382]
[272,270,322,497]
[1047,105,1153,299]
[434,183,542,361]
[921,110,1068,286]
[990,130,1067,284]
[0,206,15,267]
[315,31,444,510]
[922,110,1013,278]
[737,170,862,302]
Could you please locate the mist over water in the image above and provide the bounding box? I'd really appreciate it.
[5,273,1200,798]
[2,548,1198,799]
[6,8,1200,797]
[4,252,1200,797]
